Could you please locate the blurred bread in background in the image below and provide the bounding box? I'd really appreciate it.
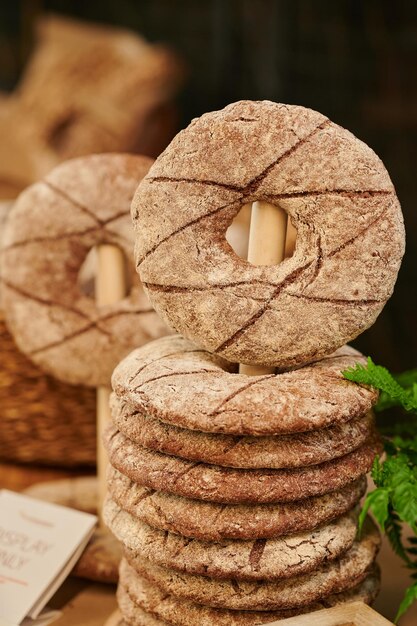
[0,14,184,196]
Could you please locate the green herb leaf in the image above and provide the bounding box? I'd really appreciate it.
[392,481,417,533]
[360,489,389,532]
[386,512,409,564]
[396,581,417,622]
[370,455,384,484]
[378,369,417,411]
[396,369,417,388]
[343,356,417,620]
[343,357,417,412]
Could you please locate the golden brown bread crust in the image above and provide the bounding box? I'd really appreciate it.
[117,564,380,626]
[111,335,378,436]
[104,426,381,504]
[107,467,366,541]
[104,497,358,581]
[1,154,169,386]
[122,517,380,610]
[110,393,375,469]
[132,100,405,369]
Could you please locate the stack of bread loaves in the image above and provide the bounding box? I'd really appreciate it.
[104,101,405,624]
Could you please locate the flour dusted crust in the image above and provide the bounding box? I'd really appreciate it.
[104,426,380,504]
[123,517,380,610]
[111,335,378,435]
[1,154,169,386]
[104,497,358,581]
[107,467,366,540]
[111,394,375,469]
[132,101,405,368]
[118,563,380,626]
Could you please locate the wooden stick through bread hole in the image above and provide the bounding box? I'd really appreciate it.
[239,201,288,376]
[96,244,127,526]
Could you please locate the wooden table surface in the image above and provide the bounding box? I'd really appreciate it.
[1,461,416,626]
[50,580,117,626]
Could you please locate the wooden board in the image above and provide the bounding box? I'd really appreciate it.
[267,601,394,625]
[104,602,394,626]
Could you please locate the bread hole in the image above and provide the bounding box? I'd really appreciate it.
[77,247,132,299]
[226,203,297,265]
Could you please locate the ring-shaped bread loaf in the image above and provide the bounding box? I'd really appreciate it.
[104,497,358,581]
[107,466,366,541]
[1,153,168,386]
[110,393,375,469]
[132,100,405,368]
[117,562,380,626]
[111,335,378,436]
[122,517,380,610]
[104,426,380,504]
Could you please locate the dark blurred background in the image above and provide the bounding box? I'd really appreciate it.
[0,0,415,371]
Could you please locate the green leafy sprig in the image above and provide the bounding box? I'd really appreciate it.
[343,358,417,622]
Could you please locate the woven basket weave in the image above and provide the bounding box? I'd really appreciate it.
[0,312,97,466]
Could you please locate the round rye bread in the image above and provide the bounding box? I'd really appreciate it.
[104,426,381,504]
[117,562,380,626]
[111,335,378,436]
[122,517,380,610]
[104,497,358,581]
[1,153,168,386]
[110,393,375,469]
[107,467,366,540]
[131,100,405,369]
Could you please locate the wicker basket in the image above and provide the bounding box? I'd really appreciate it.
[0,312,97,467]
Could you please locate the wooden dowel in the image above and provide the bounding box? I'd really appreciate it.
[96,244,127,525]
[239,201,288,376]
[284,218,297,258]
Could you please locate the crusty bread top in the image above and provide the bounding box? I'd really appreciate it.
[107,466,366,541]
[105,496,358,581]
[132,101,404,369]
[1,154,169,386]
[121,516,380,610]
[110,393,375,469]
[112,335,378,435]
[118,562,380,626]
[104,425,380,504]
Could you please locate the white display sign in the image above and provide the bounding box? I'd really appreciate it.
[0,490,97,626]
